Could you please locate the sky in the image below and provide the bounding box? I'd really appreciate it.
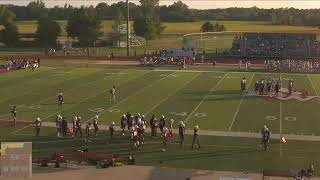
[0,0,320,9]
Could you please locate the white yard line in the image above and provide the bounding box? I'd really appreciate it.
[0,68,59,104]
[228,72,255,131]
[41,72,150,122]
[84,72,178,124]
[280,74,283,133]
[145,73,201,116]
[12,124,32,135]
[280,101,283,135]
[308,74,319,96]
[1,69,106,118]
[184,73,229,123]
[11,71,151,135]
[279,74,283,156]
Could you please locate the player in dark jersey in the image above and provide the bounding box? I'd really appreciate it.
[179,121,186,148]
[275,82,280,97]
[11,105,17,126]
[121,114,127,135]
[159,115,166,134]
[57,93,64,108]
[61,117,68,137]
[151,116,157,137]
[109,122,115,143]
[267,80,272,96]
[75,116,82,137]
[254,81,259,95]
[71,116,77,137]
[261,126,270,151]
[192,125,200,149]
[85,122,92,143]
[93,115,99,136]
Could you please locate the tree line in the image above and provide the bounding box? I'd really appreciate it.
[0,0,164,49]
[4,0,320,26]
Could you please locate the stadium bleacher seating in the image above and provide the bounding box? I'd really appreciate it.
[231,33,320,58]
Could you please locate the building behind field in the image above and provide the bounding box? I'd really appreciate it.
[230,32,320,58]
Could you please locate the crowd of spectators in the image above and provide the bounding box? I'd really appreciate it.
[231,33,320,58]
[140,55,195,67]
[264,59,320,73]
[0,58,40,71]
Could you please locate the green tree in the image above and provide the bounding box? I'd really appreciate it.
[201,21,226,32]
[133,0,165,44]
[201,21,214,32]
[35,16,61,50]
[0,23,19,47]
[111,11,125,47]
[214,22,226,32]
[96,2,109,19]
[27,0,46,19]
[66,7,102,46]
[0,5,16,25]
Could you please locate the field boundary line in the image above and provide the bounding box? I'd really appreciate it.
[308,74,319,96]
[154,69,320,76]
[16,121,320,142]
[84,72,178,124]
[184,72,228,123]
[11,70,152,135]
[145,73,201,116]
[228,72,255,131]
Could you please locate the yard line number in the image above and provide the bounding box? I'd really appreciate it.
[265,115,296,122]
[170,112,207,118]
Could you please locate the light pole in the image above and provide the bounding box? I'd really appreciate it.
[126,0,130,56]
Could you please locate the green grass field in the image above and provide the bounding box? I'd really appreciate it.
[2,61,320,173]
[1,63,320,135]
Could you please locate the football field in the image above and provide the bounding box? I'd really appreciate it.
[1,65,320,137]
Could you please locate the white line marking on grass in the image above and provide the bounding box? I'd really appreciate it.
[279,73,283,136]
[41,70,148,121]
[12,70,150,135]
[280,100,283,135]
[0,68,61,104]
[228,73,255,131]
[145,73,201,116]
[154,69,320,76]
[1,69,121,118]
[308,74,319,96]
[84,72,178,124]
[184,73,229,123]
[12,124,32,135]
